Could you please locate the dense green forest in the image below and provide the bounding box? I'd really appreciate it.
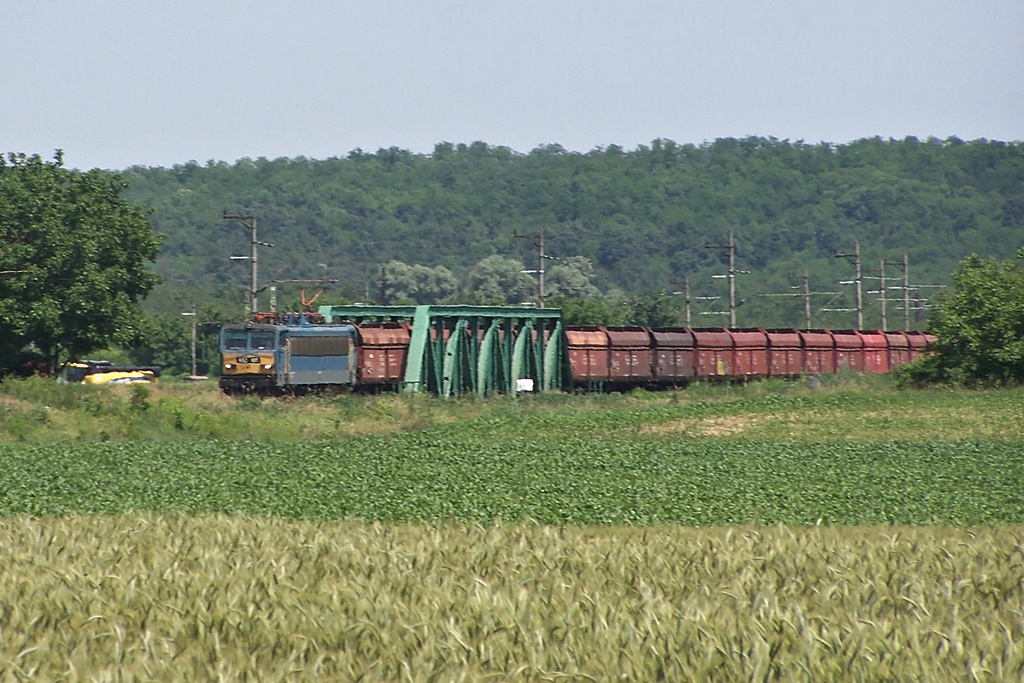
[115,136,1023,374]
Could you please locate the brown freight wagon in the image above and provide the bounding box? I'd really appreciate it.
[566,326,610,383]
[729,328,769,378]
[356,323,411,385]
[857,330,890,373]
[885,331,911,369]
[692,328,733,378]
[605,327,653,383]
[800,329,835,375]
[651,328,695,384]
[765,329,803,378]
[906,331,934,361]
[833,330,865,372]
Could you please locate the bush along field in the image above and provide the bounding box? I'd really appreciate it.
[0,376,1023,679]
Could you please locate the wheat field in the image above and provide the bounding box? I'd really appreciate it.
[1,515,1021,681]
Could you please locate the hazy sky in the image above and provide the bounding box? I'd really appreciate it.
[3,1,1021,170]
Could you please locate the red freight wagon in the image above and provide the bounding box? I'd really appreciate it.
[565,326,610,382]
[651,328,695,383]
[729,328,769,378]
[800,329,835,375]
[857,330,890,373]
[765,329,803,377]
[905,331,933,361]
[356,323,411,384]
[605,327,653,382]
[885,331,911,369]
[833,330,865,372]
[691,328,733,378]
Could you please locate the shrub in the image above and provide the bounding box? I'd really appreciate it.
[918,250,1024,385]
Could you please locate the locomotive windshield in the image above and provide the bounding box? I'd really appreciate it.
[250,331,275,350]
[223,330,248,350]
[221,327,278,352]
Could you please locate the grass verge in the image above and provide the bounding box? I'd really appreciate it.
[1,374,1023,443]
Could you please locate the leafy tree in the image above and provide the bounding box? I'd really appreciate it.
[546,294,630,326]
[623,293,684,328]
[463,255,534,304]
[900,250,1024,385]
[381,260,459,305]
[0,152,163,374]
[545,257,601,299]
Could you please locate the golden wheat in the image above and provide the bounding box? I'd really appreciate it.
[0,516,1021,680]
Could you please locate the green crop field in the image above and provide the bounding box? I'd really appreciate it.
[1,435,1023,525]
[1,377,1023,679]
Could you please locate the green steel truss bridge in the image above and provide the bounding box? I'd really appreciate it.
[319,305,568,398]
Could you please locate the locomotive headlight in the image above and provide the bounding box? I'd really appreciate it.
[224,363,234,370]
[263,364,272,370]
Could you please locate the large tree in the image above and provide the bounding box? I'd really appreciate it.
[464,255,534,304]
[0,152,163,373]
[901,250,1024,385]
[380,260,459,305]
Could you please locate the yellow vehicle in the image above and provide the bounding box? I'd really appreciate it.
[60,360,161,385]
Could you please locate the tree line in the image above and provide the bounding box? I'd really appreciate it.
[124,136,1023,330]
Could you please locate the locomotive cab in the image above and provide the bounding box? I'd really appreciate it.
[219,324,280,394]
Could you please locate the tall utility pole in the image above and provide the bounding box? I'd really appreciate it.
[515,231,554,307]
[669,277,692,325]
[706,230,738,327]
[902,253,910,332]
[835,241,863,330]
[538,233,545,309]
[879,260,887,331]
[181,303,197,377]
[802,270,812,329]
[757,271,832,329]
[224,212,273,317]
[379,265,389,306]
[879,253,911,331]
[683,276,691,326]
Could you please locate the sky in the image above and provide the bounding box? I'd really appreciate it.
[2,1,1021,171]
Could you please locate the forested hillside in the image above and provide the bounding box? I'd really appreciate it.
[124,136,1023,333]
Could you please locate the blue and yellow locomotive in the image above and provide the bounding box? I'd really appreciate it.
[218,314,357,395]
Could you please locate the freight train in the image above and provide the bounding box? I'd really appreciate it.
[563,326,933,389]
[219,305,935,396]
